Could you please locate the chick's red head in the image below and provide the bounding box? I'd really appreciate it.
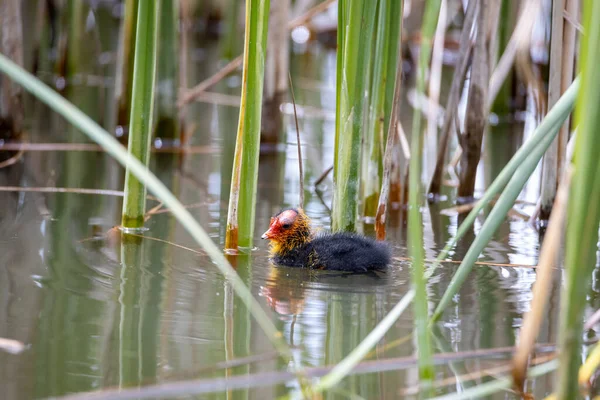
[261,208,310,243]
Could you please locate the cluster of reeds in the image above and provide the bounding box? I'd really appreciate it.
[0,0,599,398]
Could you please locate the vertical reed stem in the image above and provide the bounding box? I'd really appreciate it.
[121,0,160,228]
[362,0,403,220]
[457,0,489,201]
[410,0,441,388]
[332,1,377,232]
[225,0,271,249]
[539,0,565,221]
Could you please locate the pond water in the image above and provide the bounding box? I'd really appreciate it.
[1,5,600,400]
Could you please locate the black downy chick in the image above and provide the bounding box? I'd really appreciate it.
[262,208,391,272]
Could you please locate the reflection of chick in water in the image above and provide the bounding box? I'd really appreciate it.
[259,265,309,316]
[260,263,389,318]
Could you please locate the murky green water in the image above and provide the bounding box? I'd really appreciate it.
[2,4,600,400]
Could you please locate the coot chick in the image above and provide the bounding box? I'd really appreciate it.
[261,208,391,272]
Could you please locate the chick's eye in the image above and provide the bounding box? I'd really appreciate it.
[282,223,291,229]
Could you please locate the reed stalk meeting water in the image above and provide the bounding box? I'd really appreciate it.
[225,0,271,249]
[121,0,160,229]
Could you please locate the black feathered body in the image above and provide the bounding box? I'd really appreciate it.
[271,232,391,272]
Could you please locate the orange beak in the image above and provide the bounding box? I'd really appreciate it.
[261,226,275,240]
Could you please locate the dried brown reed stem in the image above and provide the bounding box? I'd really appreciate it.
[540,0,567,221]
[0,186,128,197]
[54,343,562,400]
[394,256,538,269]
[511,167,572,390]
[557,0,579,188]
[400,353,557,397]
[428,0,477,198]
[457,0,489,200]
[314,165,333,188]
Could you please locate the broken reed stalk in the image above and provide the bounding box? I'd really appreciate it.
[155,0,181,139]
[288,74,304,209]
[225,0,271,249]
[457,0,489,200]
[332,1,377,232]
[511,167,572,391]
[409,0,442,390]
[539,0,566,221]
[115,0,139,128]
[375,1,405,241]
[122,0,160,228]
[556,1,600,396]
[362,0,403,220]
[0,0,24,141]
[428,0,477,198]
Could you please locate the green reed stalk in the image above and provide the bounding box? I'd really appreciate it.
[556,1,600,397]
[362,0,403,219]
[430,78,580,322]
[156,0,180,139]
[0,52,295,366]
[225,0,270,249]
[409,0,441,389]
[121,0,160,228]
[333,0,346,197]
[332,1,377,232]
